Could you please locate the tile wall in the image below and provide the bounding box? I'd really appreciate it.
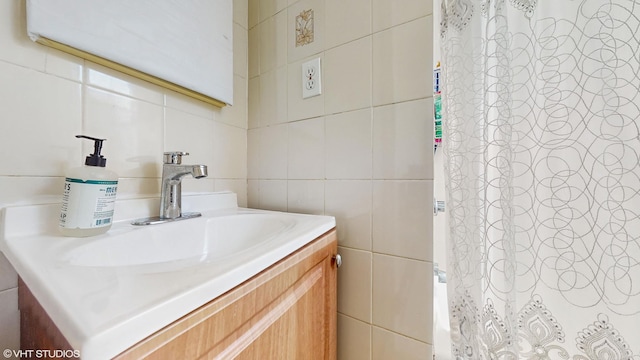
[0,0,249,354]
[247,0,434,358]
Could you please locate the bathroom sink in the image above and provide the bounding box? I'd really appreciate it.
[64,213,295,269]
[0,192,336,359]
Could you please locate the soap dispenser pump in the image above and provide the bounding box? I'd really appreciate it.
[59,135,119,237]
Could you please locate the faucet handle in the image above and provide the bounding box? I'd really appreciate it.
[163,151,189,164]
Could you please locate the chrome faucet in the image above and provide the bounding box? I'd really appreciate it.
[132,151,208,225]
[160,152,208,219]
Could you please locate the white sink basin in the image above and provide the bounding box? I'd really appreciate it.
[0,192,335,360]
[64,214,295,269]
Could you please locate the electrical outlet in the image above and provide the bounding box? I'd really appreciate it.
[302,57,322,99]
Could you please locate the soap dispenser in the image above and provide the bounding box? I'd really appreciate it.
[59,135,119,237]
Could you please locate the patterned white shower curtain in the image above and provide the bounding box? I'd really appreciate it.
[440,0,640,359]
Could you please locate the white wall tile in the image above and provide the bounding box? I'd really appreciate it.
[372,180,432,261]
[325,180,372,251]
[338,314,371,360]
[324,37,372,114]
[373,99,434,180]
[0,62,81,177]
[164,90,217,120]
[181,177,216,194]
[325,109,372,179]
[234,0,249,29]
[372,326,432,360]
[325,0,371,49]
[373,17,432,106]
[259,67,288,125]
[115,178,161,199]
[45,48,84,83]
[215,179,248,207]
[248,0,260,29]
[85,87,164,178]
[338,247,372,322]
[288,117,325,179]
[259,0,288,23]
[258,179,288,211]
[248,26,260,78]
[259,124,288,179]
[247,128,261,179]
[248,77,261,128]
[234,23,249,78]
[85,63,164,105]
[247,179,260,208]
[372,0,433,32]
[0,177,63,206]
[259,11,288,74]
[165,108,215,167]
[287,180,324,214]
[373,254,432,342]
[218,75,248,129]
[212,122,247,179]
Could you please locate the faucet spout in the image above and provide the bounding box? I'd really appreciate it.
[131,152,208,225]
[168,164,208,181]
[191,164,208,179]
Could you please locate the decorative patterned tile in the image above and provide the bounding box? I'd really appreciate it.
[295,9,314,47]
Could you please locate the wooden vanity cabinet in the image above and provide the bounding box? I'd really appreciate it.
[20,229,338,359]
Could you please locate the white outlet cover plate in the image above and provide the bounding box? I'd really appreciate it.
[302,57,321,99]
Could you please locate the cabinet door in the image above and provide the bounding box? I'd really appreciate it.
[116,229,337,360]
[227,248,337,360]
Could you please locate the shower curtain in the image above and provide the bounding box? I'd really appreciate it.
[440,0,640,359]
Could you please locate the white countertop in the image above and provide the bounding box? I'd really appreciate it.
[0,192,335,359]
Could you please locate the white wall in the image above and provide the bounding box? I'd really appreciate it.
[0,0,249,351]
[247,0,434,358]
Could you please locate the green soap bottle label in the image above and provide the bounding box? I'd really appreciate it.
[59,178,118,229]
